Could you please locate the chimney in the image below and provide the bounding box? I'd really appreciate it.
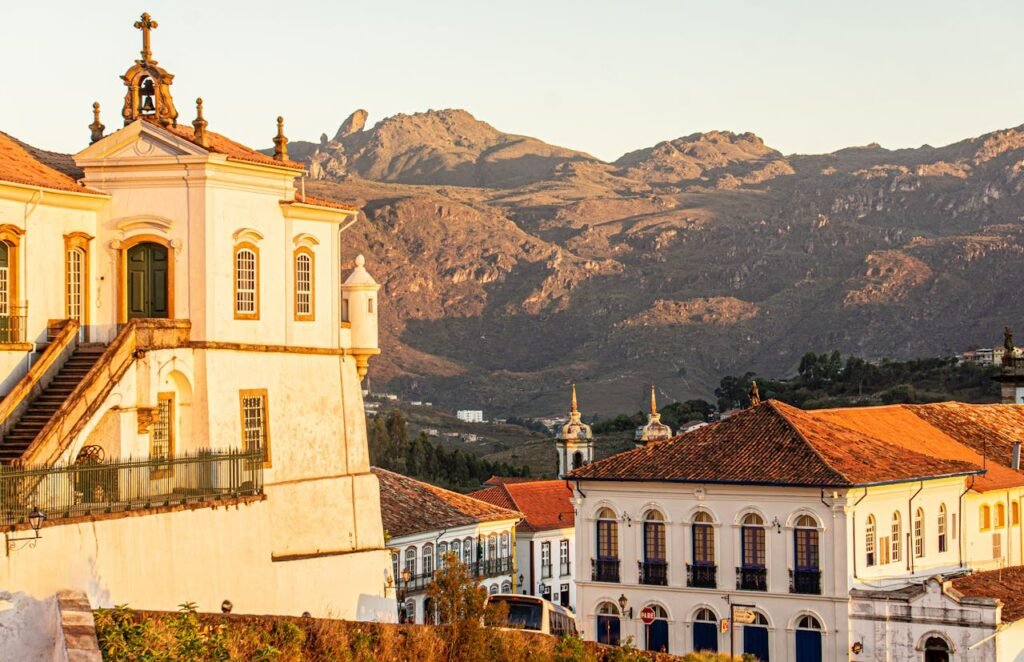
[1013,442,1021,471]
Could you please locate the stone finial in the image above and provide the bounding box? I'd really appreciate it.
[571,383,578,414]
[650,384,658,416]
[273,116,289,161]
[89,102,105,144]
[749,380,761,407]
[192,98,209,148]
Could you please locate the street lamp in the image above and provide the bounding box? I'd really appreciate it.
[397,567,412,623]
[7,507,45,553]
[617,593,632,619]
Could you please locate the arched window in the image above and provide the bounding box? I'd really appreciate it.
[65,232,91,340]
[391,552,399,582]
[642,604,669,653]
[572,451,584,469]
[437,542,448,568]
[234,243,259,319]
[501,581,511,593]
[981,505,992,531]
[404,547,417,575]
[913,508,925,558]
[642,510,667,586]
[741,513,766,567]
[743,611,770,661]
[293,247,314,321]
[891,512,902,563]
[937,504,947,553]
[595,507,619,582]
[0,229,23,342]
[423,543,434,576]
[596,602,621,646]
[795,615,823,662]
[451,539,461,565]
[690,511,716,588]
[403,599,415,624]
[500,532,510,559]
[488,584,499,595]
[487,534,497,561]
[996,503,1006,528]
[463,537,474,566]
[924,635,951,662]
[793,515,820,594]
[865,515,876,567]
[693,608,718,653]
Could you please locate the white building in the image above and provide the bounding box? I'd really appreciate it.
[570,399,1024,661]
[457,410,484,423]
[0,13,392,619]
[374,468,520,624]
[471,479,578,611]
[554,384,594,478]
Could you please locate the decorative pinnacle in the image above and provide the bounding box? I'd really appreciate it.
[134,12,159,61]
[650,384,657,416]
[571,384,578,414]
[273,115,289,161]
[89,102,105,144]
[192,98,209,148]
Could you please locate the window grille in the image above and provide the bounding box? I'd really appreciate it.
[235,248,257,315]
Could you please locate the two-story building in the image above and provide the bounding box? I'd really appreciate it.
[570,398,1024,661]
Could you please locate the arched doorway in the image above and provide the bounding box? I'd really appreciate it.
[794,615,822,662]
[643,604,669,653]
[692,607,718,652]
[742,612,770,661]
[923,636,951,662]
[596,602,620,646]
[126,241,169,319]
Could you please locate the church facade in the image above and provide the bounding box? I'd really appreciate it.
[0,14,393,619]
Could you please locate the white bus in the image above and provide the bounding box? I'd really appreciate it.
[487,594,577,638]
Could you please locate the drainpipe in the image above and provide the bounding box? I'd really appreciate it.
[908,481,923,573]
[23,189,42,354]
[959,476,976,569]
[851,488,869,581]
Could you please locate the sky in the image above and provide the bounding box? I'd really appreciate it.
[3,1,1023,161]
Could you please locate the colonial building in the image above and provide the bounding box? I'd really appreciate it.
[570,399,1024,661]
[0,13,392,619]
[374,468,520,623]
[471,478,577,611]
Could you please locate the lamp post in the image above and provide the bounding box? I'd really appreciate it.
[7,507,45,554]
[517,573,525,594]
[397,567,412,623]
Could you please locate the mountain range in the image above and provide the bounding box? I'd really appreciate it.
[281,108,1024,417]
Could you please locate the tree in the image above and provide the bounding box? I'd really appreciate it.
[427,553,490,660]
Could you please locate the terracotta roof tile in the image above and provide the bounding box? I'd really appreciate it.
[0,132,100,194]
[811,404,1024,492]
[372,468,520,539]
[293,191,358,212]
[470,480,575,532]
[160,123,306,171]
[571,400,981,487]
[951,566,1024,621]
[483,476,543,486]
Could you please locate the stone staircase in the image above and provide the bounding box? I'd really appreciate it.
[0,343,106,464]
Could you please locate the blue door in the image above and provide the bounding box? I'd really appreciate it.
[646,620,669,652]
[693,622,718,652]
[744,625,769,661]
[795,629,821,662]
[597,615,620,646]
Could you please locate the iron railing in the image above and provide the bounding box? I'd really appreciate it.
[0,448,263,526]
[687,563,717,588]
[592,557,620,583]
[790,568,822,595]
[399,556,514,593]
[736,566,768,591]
[639,560,668,586]
[0,306,27,344]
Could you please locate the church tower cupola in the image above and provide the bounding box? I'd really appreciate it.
[120,12,179,127]
[555,384,594,477]
[635,384,673,447]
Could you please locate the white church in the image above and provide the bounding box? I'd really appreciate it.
[0,13,394,619]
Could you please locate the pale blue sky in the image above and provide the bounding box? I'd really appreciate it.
[4,1,1022,161]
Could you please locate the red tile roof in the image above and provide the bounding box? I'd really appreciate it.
[483,476,543,486]
[293,191,358,212]
[372,468,520,539]
[0,132,101,194]
[160,122,306,171]
[570,400,981,488]
[951,566,1024,622]
[470,480,575,532]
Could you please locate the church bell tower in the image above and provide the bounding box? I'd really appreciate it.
[555,385,594,478]
[120,12,178,127]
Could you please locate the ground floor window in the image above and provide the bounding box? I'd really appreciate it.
[643,604,669,653]
[693,608,718,653]
[742,612,770,661]
[596,602,620,646]
[794,615,822,662]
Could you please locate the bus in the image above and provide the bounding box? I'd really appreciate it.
[487,594,577,638]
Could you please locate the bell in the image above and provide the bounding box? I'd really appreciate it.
[141,95,155,113]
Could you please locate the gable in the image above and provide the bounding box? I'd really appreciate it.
[74,120,209,164]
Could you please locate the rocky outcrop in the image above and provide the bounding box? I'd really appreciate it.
[334,109,368,140]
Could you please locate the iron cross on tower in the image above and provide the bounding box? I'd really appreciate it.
[134,12,158,61]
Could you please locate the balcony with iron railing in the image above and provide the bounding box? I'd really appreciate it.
[399,556,514,594]
[790,568,822,595]
[736,566,768,591]
[0,447,264,526]
[638,560,668,586]
[686,563,717,589]
[592,557,620,583]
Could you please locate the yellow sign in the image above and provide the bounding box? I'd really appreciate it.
[733,608,756,624]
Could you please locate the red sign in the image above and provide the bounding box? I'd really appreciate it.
[720,618,730,633]
[640,606,656,625]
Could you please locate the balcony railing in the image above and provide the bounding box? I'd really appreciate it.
[0,448,264,525]
[790,568,822,595]
[0,307,27,344]
[736,566,767,591]
[399,556,514,594]
[592,557,620,583]
[541,564,553,579]
[639,560,668,586]
[687,563,717,589]
[560,561,571,577]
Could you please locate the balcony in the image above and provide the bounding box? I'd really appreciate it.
[686,563,717,589]
[592,557,620,583]
[541,564,553,580]
[790,568,822,595]
[639,560,668,586]
[736,566,767,591]
[400,556,514,594]
[560,561,571,577]
[0,307,27,344]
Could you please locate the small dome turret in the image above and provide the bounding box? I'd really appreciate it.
[555,384,594,477]
[635,384,673,446]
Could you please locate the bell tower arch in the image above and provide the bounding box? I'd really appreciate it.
[554,384,594,478]
[120,13,178,127]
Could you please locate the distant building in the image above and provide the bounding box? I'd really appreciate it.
[461,433,479,443]
[554,384,594,477]
[373,468,520,624]
[409,401,423,406]
[634,384,673,446]
[422,428,440,437]
[472,480,577,612]
[457,410,484,423]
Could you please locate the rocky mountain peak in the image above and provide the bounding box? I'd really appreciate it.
[334,109,368,141]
